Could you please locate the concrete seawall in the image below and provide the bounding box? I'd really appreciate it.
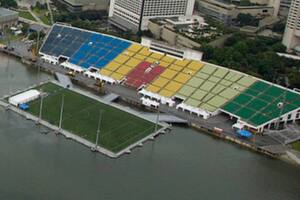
[286,151,300,165]
[191,123,278,158]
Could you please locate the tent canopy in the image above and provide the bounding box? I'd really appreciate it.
[9,90,40,106]
[232,123,244,130]
[19,103,29,110]
[237,130,252,138]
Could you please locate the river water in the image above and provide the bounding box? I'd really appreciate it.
[0,54,300,200]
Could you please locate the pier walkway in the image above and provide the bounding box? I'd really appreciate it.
[140,113,187,124]
[265,124,300,145]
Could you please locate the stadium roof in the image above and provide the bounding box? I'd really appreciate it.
[40,24,300,129]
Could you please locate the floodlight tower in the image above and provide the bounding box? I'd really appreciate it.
[5,27,12,95]
[155,109,159,132]
[38,91,44,122]
[95,110,103,148]
[6,53,11,95]
[59,94,65,130]
[36,30,41,84]
[276,89,287,130]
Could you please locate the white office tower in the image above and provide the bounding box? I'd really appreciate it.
[109,0,195,32]
[282,0,300,50]
[279,0,293,17]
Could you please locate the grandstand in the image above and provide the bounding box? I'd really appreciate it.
[125,61,165,89]
[39,24,300,133]
[40,24,131,70]
[222,81,300,131]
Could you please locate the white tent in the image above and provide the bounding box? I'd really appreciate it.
[138,89,175,106]
[141,97,159,108]
[9,90,41,106]
[232,123,244,130]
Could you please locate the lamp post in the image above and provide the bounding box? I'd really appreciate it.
[38,91,44,122]
[155,109,159,132]
[4,27,11,95]
[95,110,103,148]
[36,30,41,84]
[58,94,65,130]
[276,90,287,130]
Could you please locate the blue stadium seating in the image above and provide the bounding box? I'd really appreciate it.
[96,59,110,68]
[87,56,99,64]
[40,24,132,69]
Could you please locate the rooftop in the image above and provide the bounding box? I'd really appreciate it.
[0,8,17,17]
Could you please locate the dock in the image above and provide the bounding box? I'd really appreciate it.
[0,81,171,158]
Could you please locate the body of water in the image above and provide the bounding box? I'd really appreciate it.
[0,54,299,200]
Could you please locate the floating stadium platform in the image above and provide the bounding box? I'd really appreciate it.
[39,24,300,133]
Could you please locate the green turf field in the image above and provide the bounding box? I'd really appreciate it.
[27,83,157,153]
[292,141,300,151]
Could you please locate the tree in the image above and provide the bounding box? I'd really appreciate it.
[234,41,249,55]
[0,0,17,8]
[54,10,76,22]
[224,33,243,46]
[240,0,251,6]
[272,22,286,33]
[200,33,300,88]
[236,13,259,27]
[28,31,45,40]
[200,45,216,60]
[21,23,29,34]
[287,69,300,88]
[35,2,47,9]
[271,43,286,52]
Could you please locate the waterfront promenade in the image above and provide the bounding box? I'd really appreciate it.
[36,59,287,156]
[0,44,292,156]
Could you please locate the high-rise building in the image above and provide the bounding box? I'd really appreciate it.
[279,0,293,17]
[109,0,195,32]
[282,0,300,50]
[58,0,109,13]
[270,0,293,18]
[196,0,274,25]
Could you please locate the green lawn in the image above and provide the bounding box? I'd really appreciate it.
[292,141,300,151]
[40,15,51,25]
[27,83,157,153]
[32,7,44,15]
[19,11,36,21]
[32,7,52,25]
